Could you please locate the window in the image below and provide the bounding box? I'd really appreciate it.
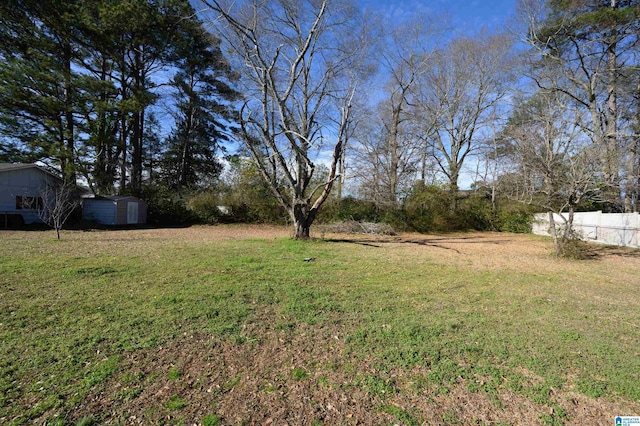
[16,196,43,210]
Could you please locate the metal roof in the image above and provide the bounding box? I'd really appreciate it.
[0,163,62,180]
[85,195,147,203]
[0,163,92,195]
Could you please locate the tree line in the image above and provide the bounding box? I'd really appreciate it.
[0,0,238,196]
[1,0,639,246]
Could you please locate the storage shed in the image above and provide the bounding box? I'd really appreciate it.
[82,196,148,226]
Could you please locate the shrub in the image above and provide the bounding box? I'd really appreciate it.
[496,203,534,233]
[139,184,197,226]
[186,191,222,224]
[456,195,494,231]
[561,239,595,260]
[317,196,380,224]
[401,183,472,233]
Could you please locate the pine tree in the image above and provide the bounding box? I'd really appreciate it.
[160,20,239,192]
[0,0,87,183]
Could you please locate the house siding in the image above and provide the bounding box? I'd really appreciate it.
[0,166,59,224]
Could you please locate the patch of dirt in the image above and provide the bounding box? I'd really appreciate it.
[321,230,640,279]
[74,311,388,425]
[73,318,637,425]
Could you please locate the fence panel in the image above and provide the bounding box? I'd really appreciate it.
[532,211,640,248]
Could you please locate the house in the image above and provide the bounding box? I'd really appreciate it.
[82,196,148,226]
[0,163,64,227]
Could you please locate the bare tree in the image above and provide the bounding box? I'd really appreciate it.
[38,182,80,240]
[499,90,601,256]
[416,32,514,205]
[347,15,443,208]
[200,0,369,239]
[376,17,439,206]
[350,116,423,206]
[518,0,639,210]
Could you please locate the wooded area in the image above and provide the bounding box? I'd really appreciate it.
[1,0,639,245]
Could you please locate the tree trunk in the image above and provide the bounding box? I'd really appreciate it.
[119,113,128,192]
[131,111,142,193]
[131,49,145,195]
[548,211,562,257]
[604,26,619,206]
[448,165,460,211]
[119,51,129,193]
[95,57,111,194]
[62,41,76,185]
[290,195,321,240]
[624,139,638,212]
[293,219,311,240]
[388,107,401,207]
[337,154,345,200]
[292,204,312,240]
[560,207,575,254]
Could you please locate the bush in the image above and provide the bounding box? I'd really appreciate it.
[401,183,468,233]
[561,239,595,260]
[140,185,197,226]
[317,196,380,223]
[220,158,287,224]
[456,195,494,231]
[186,191,222,224]
[496,203,534,233]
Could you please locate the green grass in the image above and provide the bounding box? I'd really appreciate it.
[0,229,639,424]
[291,367,310,381]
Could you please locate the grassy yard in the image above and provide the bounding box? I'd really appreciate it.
[1,225,639,425]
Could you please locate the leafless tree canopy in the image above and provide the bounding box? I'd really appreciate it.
[519,0,640,210]
[38,183,80,240]
[418,32,516,194]
[350,15,441,207]
[200,0,371,238]
[191,0,640,239]
[499,90,602,255]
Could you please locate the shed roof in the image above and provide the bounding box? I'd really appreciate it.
[85,195,147,203]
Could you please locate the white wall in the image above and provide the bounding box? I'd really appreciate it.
[532,211,640,248]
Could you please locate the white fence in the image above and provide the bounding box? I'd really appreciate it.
[532,211,640,248]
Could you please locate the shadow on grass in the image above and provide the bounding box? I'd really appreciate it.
[324,234,512,254]
[580,243,640,260]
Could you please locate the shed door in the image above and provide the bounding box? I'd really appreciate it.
[127,202,138,224]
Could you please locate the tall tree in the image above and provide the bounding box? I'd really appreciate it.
[160,21,239,193]
[416,32,514,204]
[499,90,601,256]
[0,0,224,196]
[103,0,196,194]
[201,0,370,239]
[351,16,439,208]
[0,0,86,183]
[520,0,640,210]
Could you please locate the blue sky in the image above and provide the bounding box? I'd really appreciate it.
[359,0,519,34]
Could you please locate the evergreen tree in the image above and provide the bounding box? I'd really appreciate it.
[0,0,239,195]
[0,0,87,183]
[160,21,239,192]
